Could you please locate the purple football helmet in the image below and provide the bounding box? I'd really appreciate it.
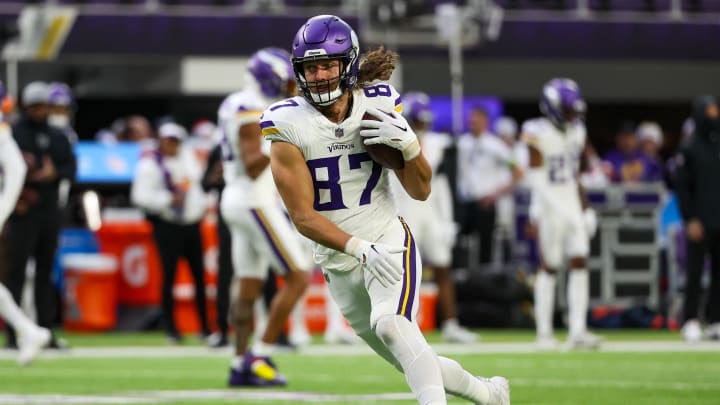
[539,78,586,129]
[291,15,360,106]
[402,91,434,124]
[248,47,295,99]
[48,82,73,107]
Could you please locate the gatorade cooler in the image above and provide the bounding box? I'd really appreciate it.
[62,253,119,332]
[97,220,162,306]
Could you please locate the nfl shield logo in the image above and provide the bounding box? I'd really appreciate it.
[335,127,344,138]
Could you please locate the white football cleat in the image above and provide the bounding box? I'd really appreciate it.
[682,319,703,343]
[288,328,312,348]
[536,334,559,351]
[704,323,720,340]
[566,331,602,350]
[324,328,362,345]
[17,327,51,366]
[478,376,510,405]
[442,323,478,344]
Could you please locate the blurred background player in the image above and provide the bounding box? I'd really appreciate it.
[5,81,76,350]
[217,47,313,386]
[0,81,51,365]
[130,122,211,344]
[266,15,509,405]
[390,91,476,343]
[522,78,601,350]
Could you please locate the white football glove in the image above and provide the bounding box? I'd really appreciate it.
[583,207,598,237]
[360,107,421,161]
[345,236,405,288]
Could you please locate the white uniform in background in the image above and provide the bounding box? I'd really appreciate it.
[522,116,599,350]
[0,122,51,366]
[218,89,313,280]
[522,117,588,266]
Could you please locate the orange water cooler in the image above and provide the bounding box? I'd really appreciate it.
[62,253,119,331]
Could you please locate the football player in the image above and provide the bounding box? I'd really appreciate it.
[265,15,509,405]
[522,78,601,350]
[389,91,476,343]
[0,81,51,366]
[218,47,314,387]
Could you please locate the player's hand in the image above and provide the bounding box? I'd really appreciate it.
[345,236,405,287]
[583,208,598,237]
[360,108,421,161]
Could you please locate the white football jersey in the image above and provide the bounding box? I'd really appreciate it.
[217,88,276,205]
[262,84,404,270]
[521,117,586,214]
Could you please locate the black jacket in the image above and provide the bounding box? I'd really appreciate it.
[675,96,720,230]
[12,116,76,213]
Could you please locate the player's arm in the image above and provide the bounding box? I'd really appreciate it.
[271,140,404,287]
[394,153,432,201]
[576,139,597,236]
[238,121,270,179]
[524,139,546,223]
[270,140,352,252]
[0,128,27,226]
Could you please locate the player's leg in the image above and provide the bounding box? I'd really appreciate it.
[244,207,311,383]
[0,283,50,366]
[419,213,476,344]
[220,199,271,386]
[227,224,269,386]
[535,217,562,350]
[565,219,600,349]
[370,219,509,405]
[323,283,360,344]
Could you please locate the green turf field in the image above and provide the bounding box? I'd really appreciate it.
[1,330,719,405]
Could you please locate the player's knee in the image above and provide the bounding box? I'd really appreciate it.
[374,314,408,346]
[284,271,309,295]
[569,257,586,268]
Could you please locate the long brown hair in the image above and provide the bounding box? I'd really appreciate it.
[355,46,398,88]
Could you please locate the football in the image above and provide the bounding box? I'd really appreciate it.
[361,111,405,170]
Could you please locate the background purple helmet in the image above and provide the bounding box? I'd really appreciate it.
[48,82,74,107]
[247,47,294,99]
[291,15,360,106]
[539,78,586,128]
[402,91,434,124]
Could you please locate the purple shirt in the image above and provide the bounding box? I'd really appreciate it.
[603,150,662,183]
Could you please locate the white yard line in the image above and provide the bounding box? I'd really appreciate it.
[1,340,719,361]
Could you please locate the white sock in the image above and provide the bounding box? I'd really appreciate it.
[231,356,244,370]
[252,297,267,343]
[443,318,460,331]
[534,270,556,338]
[376,315,446,405]
[568,269,589,337]
[437,356,490,404]
[251,340,274,357]
[290,294,308,335]
[0,284,33,337]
